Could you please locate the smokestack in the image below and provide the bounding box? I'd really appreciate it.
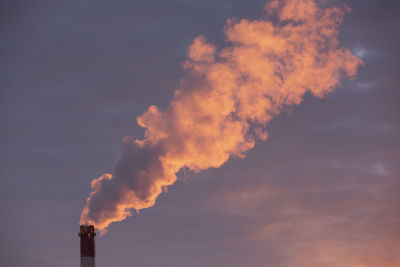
[79,225,96,267]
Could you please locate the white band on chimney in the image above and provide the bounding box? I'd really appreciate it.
[81,256,95,267]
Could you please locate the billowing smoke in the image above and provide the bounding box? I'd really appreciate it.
[80,0,363,234]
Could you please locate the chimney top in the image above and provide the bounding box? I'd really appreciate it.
[79,225,96,237]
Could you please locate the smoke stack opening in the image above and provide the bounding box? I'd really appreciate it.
[79,225,96,267]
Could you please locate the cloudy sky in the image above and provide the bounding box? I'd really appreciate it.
[1,0,399,266]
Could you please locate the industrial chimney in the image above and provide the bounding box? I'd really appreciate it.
[79,225,96,267]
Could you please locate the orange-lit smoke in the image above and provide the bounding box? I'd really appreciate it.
[80,0,363,234]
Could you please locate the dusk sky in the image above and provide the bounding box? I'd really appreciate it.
[1,0,399,267]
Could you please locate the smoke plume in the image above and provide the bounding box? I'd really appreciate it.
[80,0,363,234]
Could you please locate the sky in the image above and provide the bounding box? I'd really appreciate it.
[1,0,399,267]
